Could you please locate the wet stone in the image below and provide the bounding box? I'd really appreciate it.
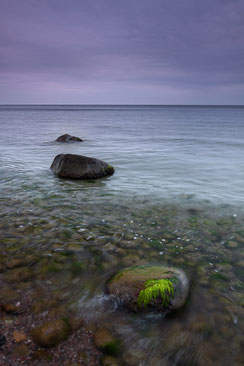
[107,265,189,313]
[94,328,121,356]
[30,319,71,348]
[55,133,83,142]
[122,349,147,366]
[13,330,26,343]
[4,267,33,283]
[32,350,53,361]
[13,344,30,358]
[0,334,6,347]
[0,288,20,303]
[102,356,119,366]
[1,302,25,314]
[6,255,37,269]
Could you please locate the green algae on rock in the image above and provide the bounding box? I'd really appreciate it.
[137,278,175,308]
[107,265,189,312]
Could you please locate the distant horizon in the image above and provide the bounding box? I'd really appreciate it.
[0,103,244,107]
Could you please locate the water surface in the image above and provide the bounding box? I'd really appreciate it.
[0,105,243,365]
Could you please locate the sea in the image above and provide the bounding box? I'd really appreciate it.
[0,105,243,365]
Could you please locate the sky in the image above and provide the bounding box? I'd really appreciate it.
[1,0,244,104]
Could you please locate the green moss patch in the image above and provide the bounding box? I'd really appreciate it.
[137,278,175,308]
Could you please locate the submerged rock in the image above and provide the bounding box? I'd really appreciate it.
[32,350,53,361]
[1,302,25,314]
[13,331,26,343]
[55,134,82,142]
[0,335,6,348]
[4,267,33,283]
[51,154,114,179]
[107,265,189,313]
[102,356,119,366]
[94,328,121,356]
[30,319,71,348]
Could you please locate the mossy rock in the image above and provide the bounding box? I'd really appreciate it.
[30,319,71,348]
[107,265,189,313]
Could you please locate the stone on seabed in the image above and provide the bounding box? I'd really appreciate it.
[30,319,71,348]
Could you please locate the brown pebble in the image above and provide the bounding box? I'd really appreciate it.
[13,330,26,343]
[1,302,25,314]
[30,319,71,348]
[13,344,29,357]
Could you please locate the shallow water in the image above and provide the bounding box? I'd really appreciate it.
[0,105,243,365]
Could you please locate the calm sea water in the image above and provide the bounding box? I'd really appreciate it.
[0,105,243,365]
[0,105,244,205]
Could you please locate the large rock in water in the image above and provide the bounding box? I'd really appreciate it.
[55,134,82,142]
[51,154,115,179]
[107,265,189,313]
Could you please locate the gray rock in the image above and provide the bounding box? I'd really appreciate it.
[55,134,82,142]
[50,154,115,179]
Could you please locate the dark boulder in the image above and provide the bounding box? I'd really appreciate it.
[50,154,115,179]
[55,134,82,142]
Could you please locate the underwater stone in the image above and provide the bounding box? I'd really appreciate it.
[107,265,189,313]
[102,356,119,366]
[94,328,121,356]
[50,154,115,179]
[4,267,33,283]
[30,319,71,348]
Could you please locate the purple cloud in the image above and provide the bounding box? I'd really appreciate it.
[1,0,244,103]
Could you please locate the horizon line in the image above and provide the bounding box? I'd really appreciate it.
[0,104,244,107]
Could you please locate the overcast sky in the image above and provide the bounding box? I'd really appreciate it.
[1,0,244,104]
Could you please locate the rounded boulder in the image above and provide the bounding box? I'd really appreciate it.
[107,265,189,313]
[50,154,115,179]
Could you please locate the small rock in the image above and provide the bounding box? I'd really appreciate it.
[13,344,29,358]
[7,255,37,269]
[4,267,33,283]
[1,302,25,314]
[0,288,19,302]
[123,349,146,366]
[68,316,84,331]
[56,134,83,142]
[102,356,119,366]
[13,331,26,343]
[0,334,6,347]
[94,328,121,356]
[30,319,71,348]
[32,350,53,361]
[188,315,213,336]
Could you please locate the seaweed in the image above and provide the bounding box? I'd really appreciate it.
[137,277,176,308]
